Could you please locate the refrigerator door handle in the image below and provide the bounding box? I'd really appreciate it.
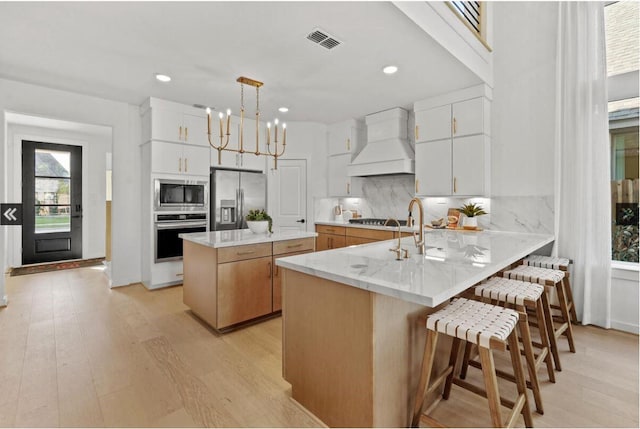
[240,189,245,229]
[235,188,241,229]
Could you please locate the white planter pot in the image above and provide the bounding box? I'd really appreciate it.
[463,216,478,229]
[247,220,269,234]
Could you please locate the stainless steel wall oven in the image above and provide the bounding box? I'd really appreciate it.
[154,213,207,262]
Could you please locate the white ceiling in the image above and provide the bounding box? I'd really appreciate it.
[0,2,481,124]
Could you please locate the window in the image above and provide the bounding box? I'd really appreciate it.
[605,2,639,263]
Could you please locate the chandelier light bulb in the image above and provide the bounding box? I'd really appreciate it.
[267,122,271,128]
[283,123,287,129]
[226,109,231,116]
[274,118,279,125]
[218,112,223,119]
[206,107,211,114]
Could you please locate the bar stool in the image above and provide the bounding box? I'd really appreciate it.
[502,265,576,370]
[460,277,556,415]
[411,298,533,428]
[522,255,578,324]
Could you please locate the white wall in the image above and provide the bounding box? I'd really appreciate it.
[5,124,110,264]
[273,121,327,230]
[0,77,141,301]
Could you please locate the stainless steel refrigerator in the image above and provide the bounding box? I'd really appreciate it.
[210,168,267,231]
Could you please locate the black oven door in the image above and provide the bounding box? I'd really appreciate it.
[155,222,206,262]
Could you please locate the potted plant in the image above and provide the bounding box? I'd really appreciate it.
[246,209,272,234]
[458,203,487,230]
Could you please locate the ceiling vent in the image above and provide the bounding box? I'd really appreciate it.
[306,28,342,50]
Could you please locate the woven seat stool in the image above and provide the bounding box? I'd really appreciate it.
[460,277,556,415]
[411,298,533,428]
[502,265,576,371]
[522,255,578,324]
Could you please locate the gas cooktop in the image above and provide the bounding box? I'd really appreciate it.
[349,218,408,226]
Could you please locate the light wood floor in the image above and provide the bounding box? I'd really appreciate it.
[0,267,638,428]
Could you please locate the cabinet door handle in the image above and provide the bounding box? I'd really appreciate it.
[347,183,350,195]
[179,157,182,172]
[329,237,333,249]
[454,176,457,193]
[185,127,188,141]
[453,118,457,135]
[415,179,419,194]
[415,125,419,141]
[179,126,183,141]
[274,264,279,276]
[347,138,350,151]
[267,261,272,278]
[185,158,188,172]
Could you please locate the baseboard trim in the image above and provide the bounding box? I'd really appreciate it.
[611,320,639,335]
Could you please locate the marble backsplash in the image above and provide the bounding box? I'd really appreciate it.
[314,175,554,235]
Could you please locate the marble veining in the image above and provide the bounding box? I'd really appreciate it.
[276,229,554,307]
[180,230,317,248]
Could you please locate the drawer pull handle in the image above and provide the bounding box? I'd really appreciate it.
[176,273,183,277]
[287,243,303,249]
[237,250,256,255]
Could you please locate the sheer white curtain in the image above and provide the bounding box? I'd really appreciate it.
[554,2,611,328]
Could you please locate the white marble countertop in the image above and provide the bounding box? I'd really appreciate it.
[315,220,417,233]
[180,229,317,248]
[276,229,554,308]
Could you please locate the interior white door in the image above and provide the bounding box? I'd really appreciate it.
[269,159,307,232]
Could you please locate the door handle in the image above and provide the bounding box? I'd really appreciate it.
[296,219,305,223]
[185,158,188,172]
[185,127,188,141]
[267,261,272,278]
[179,126,183,141]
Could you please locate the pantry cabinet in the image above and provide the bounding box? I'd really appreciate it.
[413,84,491,196]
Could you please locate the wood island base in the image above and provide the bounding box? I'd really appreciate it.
[281,269,451,428]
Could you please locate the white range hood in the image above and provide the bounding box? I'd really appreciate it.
[347,107,415,177]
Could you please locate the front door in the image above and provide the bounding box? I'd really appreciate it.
[22,141,82,265]
[269,159,307,232]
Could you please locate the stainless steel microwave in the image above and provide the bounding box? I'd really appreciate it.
[154,179,208,211]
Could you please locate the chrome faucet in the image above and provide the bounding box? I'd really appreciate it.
[407,198,426,254]
[384,218,408,260]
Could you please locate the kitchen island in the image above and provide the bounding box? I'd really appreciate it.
[180,229,316,331]
[276,229,554,427]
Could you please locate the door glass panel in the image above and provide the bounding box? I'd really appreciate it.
[35,205,71,234]
[35,178,70,205]
[35,149,70,178]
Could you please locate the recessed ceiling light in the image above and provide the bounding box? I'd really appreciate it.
[278,107,289,113]
[382,65,398,75]
[155,73,171,83]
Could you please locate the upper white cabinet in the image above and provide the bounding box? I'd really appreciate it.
[328,119,364,156]
[328,153,362,197]
[151,141,210,176]
[413,84,491,196]
[142,98,209,147]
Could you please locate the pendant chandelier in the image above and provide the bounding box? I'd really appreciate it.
[207,76,287,170]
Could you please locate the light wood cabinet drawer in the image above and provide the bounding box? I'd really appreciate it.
[316,224,346,235]
[217,242,272,263]
[273,238,315,255]
[346,228,395,241]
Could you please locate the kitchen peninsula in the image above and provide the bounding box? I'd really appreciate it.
[180,229,316,331]
[276,229,554,427]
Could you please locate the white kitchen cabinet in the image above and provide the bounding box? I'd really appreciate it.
[143,98,209,147]
[415,135,488,196]
[415,105,451,143]
[452,135,488,196]
[413,84,491,196]
[328,153,362,197]
[328,119,364,156]
[151,141,210,176]
[414,139,452,196]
